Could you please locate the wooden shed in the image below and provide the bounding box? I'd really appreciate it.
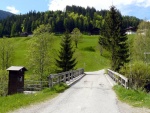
[7,66,27,95]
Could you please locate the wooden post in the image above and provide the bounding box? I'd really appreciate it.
[71,70,73,80]
[49,74,53,87]
[68,72,70,81]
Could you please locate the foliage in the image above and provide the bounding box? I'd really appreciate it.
[0,70,8,96]
[122,16,141,29]
[28,24,54,83]
[11,22,18,37]
[33,24,52,35]
[120,61,150,89]
[0,37,14,70]
[99,6,129,71]
[113,85,150,108]
[133,21,150,62]
[51,83,69,93]
[71,28,82,48]
[56,33,77,72]
[0,5,141,37]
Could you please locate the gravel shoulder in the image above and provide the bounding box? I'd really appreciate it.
[10,70,150,113]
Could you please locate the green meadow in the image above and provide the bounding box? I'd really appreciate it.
[6,35,110,74]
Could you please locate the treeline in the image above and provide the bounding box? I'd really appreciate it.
[0,5,141,37]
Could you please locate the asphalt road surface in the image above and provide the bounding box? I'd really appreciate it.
[11,70,122,113]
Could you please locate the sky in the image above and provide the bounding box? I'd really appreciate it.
[0,0,150,20]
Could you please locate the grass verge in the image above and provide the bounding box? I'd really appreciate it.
[0,83,68,113]
[113,85,150,109]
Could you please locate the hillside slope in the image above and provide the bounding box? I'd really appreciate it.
[4,35,110,73]
[0,10,13,19]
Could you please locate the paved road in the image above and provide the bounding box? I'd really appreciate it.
[11,70,121,113]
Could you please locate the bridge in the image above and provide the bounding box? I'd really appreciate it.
[11,69,132,113]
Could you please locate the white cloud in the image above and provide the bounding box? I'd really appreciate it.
[48,0,150,11]
[6,6,20,14]
[133,0,149,7]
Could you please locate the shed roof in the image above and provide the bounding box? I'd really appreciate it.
[7,66,27,71]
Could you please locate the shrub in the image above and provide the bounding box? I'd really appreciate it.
[0,70,8,96]
[51,83,69,93]
[120,61,150,89]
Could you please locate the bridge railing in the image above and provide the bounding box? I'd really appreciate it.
[48,68,84,87]
[107,69,129,88]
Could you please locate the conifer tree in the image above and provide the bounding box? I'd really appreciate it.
[56,33,77,72]
[99,6,129,71]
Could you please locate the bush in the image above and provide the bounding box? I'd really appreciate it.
[120,61,150,89]
[52,83,69,93]
[0,70,8,96]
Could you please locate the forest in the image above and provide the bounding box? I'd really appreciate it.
[0,5,141,37]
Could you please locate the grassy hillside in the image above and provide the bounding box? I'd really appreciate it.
[75,35,110,71]
[2,35,110,75]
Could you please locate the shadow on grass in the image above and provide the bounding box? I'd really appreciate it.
[82,46,95,52]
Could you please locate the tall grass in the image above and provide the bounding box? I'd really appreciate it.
[0,83,68,113]
[113,85,150,108]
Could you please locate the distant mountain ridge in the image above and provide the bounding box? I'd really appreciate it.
[0,10,13,19]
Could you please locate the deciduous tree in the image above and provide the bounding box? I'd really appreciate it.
[28,24,53,86]
[133,21,150,62]
[71,28,82,48]
[0,37,14,70]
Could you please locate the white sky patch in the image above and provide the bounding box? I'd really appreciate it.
[48,0,150,11]
[6,6,20,14]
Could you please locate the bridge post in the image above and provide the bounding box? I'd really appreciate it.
[63,72,66,83]
[49,74,53,88]
[71,70,73,80]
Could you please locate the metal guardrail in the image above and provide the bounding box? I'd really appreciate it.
[107,69,129,88]
[48,68,84,87]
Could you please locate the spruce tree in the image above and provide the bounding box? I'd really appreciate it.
[99,6,129,71]
[56,33,77,72]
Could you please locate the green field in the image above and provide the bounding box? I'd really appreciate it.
[6,35,110,74]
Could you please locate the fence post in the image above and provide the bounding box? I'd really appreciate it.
[71,70,73,80]
[65,72,68,81]
[66,72,69,81]
[49,74,53,88]
[63,73,66,83]
[73,70,75,78]
[58,74,61,84]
